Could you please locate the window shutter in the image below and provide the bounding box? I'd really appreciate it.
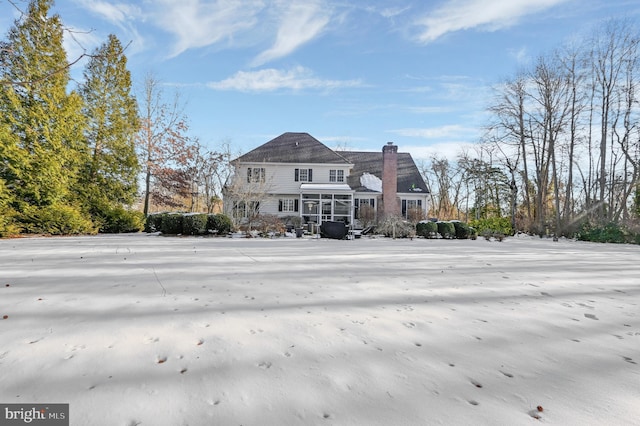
[294,169,299,182]
[278,200,283,212]
[247,168,252,183]
[308,169,313,182]
[294,199,299,212]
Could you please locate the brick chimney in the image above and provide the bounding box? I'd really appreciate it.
[382,142,400,217]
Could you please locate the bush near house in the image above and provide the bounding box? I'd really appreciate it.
[160,213,184,235]
[183,214,209,235]
[416,221,438,238]
[451,221,473,239]
[144,212,233,236]
[144,213,164,233]
[207,214,233,235]
[436,221,456,239]
[377,216,415,238]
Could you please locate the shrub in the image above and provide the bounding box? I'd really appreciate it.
[207,213,232,235]
[469,217,513,237]
[21,204,96,235]
[576,221,637,244]
[160,213,184,234]
[144,213,165,233]
[183,213,209,235]
[377,216,415,238]
[416,220,438,238]
[437,221,455,239]
[252,214,285,236]
[469,227,478,240]
[96,207,144,233]
[0,205,20,237]
[451,221,472,239]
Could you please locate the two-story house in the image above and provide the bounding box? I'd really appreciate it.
[223,132,429,228]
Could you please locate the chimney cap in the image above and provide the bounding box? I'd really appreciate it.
[387,141,394,145]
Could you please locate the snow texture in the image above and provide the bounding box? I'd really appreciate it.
[1,234,639,425]
[360,172,382,192]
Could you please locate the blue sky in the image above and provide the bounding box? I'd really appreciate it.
[2,0,639,160]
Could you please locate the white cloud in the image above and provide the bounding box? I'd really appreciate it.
[508,46,531,64]
[400,142,480,162]
[389,125,483,161]
[153,0,264,58]
[252,1,331,66]
[406,106,453,114]
[72,0,146,54]
[380,6,412,19]
[390,125,478,140]
[414,0,569,43]
[207,66,363,92]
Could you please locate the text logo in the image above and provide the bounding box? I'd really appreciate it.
[0,404,68,426]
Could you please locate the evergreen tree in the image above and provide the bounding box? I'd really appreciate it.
[79,34,140,231]
[0,0,92,234]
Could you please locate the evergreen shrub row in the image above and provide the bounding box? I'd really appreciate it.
[416,220,477,239]
[145,213,232,236]
[576,222,640,244]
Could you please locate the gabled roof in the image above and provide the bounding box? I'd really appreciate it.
[235,132,352,164]
[340,151,429,194]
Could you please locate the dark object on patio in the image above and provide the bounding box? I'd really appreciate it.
[320,221,348,239]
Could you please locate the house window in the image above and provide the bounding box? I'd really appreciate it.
[233,201,260,218]
[247,167,265,183]
[401,199,423,219]
[355,198,375,220]
[294,168,313,182]
[329,169,344,182]
[278,199,299,212]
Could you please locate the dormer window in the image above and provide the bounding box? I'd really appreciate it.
[295,168,313,182]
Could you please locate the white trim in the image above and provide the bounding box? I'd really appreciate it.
[300,183,353,192]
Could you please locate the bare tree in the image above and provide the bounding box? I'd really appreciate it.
[136,73,193,215]
[589,19,639,221]
[222,164,274,232]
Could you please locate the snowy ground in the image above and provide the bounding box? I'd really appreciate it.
[0,234,639,426]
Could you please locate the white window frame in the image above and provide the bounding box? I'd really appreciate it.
[329,169,344,182]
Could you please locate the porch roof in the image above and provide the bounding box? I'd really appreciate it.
[299,183,353,192]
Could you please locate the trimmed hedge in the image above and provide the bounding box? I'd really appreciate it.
[160,213,184,235]
[437,221,455,239]
[416,220,438,238]
[145,213,164,233]
[144,212,233,236]
[183,214,208,235]
[451,221,471,239]
[207,214,232,235]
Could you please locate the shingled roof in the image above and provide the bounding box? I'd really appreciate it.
[340,151,429,194]
[235,132,351,164]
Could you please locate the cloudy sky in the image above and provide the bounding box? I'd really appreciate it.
[1,0,639,160]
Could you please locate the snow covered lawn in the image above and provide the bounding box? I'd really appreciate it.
[1,234,639,425]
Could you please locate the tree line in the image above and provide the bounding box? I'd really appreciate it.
[422,19,640,240]
[0,0,230,236]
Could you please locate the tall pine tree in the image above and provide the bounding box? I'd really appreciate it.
[0,0,92,234]
[79,34,140,231]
